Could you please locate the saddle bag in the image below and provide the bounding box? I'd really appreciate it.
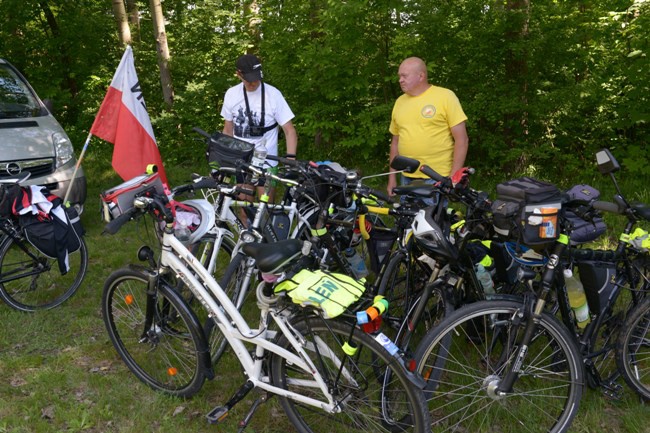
[492,177,562,245]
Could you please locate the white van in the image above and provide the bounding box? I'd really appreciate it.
[0,59,86,212]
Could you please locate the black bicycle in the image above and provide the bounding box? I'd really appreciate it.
[0,174,88,312]
[412,148,650,433]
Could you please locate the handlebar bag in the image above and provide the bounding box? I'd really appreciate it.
[206,132,254,169]
[100,172,164,223]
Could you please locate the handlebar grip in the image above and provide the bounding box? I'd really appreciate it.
[419,165,445,182]
[191,177,219,190]
[267,154,302,168]
[365,205,390,216]
[369,188,391,204]
[592,200,622,214]
[103,208,139,235]
[192,127,211,139]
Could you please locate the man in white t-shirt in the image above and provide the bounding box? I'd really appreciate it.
[220,54,298,200]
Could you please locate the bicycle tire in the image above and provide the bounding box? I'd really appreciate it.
[269,315,430,433]
[615,297,650,400]
[0,233,88,312]
[377,250,433,334]
[102,267,208,398]
[414,299,583,433]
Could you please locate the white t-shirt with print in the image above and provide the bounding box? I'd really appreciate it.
[221,82,294,166]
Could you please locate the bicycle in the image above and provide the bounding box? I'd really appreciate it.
[100,189,431,432]
[412,148,650,432]
[0,173,88,312]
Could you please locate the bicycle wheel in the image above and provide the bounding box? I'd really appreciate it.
[204,252,259,365]
[616,297,650,400]
[270,315,430,433]
[414,300,583,433]
[102,267,207,397]
[0,233,88,312]
[377,250,433,334]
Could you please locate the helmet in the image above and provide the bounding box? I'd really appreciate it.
[180,199,216,244]
[411,207,458,262]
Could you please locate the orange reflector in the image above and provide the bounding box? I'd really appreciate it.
[167,367,178,376]
[423,367,432,380]
[124,294,134,305]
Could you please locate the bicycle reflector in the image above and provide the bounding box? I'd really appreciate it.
[124,294,134,305]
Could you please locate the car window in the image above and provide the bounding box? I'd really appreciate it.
[0,64,42,119]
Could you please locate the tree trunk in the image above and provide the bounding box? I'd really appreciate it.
[244,0,261,50]
[125,0,141,41]
[504,0,530,170]
[149,0,174,107]
[112,0,131,45]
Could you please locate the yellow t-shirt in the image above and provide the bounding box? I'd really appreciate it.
[389,85,467,178]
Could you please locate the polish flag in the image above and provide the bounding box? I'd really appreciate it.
[90,45,167,183]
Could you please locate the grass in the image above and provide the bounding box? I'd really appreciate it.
[0,152,649,433]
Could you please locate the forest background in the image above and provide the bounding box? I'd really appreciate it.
[0,0,648,191]
[1,2,649,432]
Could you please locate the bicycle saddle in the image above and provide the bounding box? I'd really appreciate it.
[392,184,437,198]
[242,239,303,273]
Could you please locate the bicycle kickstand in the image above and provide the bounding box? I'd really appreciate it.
[206,380,254,425]
[237,392,271,432]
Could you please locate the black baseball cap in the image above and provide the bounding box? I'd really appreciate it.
[236,54,263,82]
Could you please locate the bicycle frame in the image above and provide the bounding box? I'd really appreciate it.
[157,226,341,411]
[0,219,49,284]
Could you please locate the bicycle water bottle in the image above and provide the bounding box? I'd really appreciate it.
[475,264,495,295]
[250,141,267,184]
[564,269,590,329]
[344,247,368,279]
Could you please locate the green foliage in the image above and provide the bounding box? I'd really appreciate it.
[0,0,646,187]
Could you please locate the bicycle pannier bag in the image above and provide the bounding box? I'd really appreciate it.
[0,184,22,219]
[206,132,254,169]
[19,205,82,275]
[492,177,562,245]
[100,172,165,223]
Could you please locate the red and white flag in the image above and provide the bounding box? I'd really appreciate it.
[90,45,167,183]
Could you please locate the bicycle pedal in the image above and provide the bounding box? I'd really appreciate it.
[206,406,229,424]
[603,383,624,400]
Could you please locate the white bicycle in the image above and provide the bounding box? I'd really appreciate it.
[100,191,430,433]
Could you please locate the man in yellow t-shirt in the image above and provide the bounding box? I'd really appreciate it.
[387,57,468,198]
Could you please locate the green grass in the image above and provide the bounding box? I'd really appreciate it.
[1,152,649,433]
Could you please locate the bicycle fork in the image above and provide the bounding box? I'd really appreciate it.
[496,242,566,395]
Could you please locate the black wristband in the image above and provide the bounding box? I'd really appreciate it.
[284,153,296,158]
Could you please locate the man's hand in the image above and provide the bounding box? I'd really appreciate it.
[451,167,471,189]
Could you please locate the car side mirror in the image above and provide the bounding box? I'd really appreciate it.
[595,148,620,175]
[391,155,420,174]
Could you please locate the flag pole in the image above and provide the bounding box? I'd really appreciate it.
[63,132,92,204]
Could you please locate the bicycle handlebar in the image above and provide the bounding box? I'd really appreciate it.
[592,200,623,215]
[103,207,139,235]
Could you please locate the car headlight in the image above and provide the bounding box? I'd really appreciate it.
[53,132,74,167]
